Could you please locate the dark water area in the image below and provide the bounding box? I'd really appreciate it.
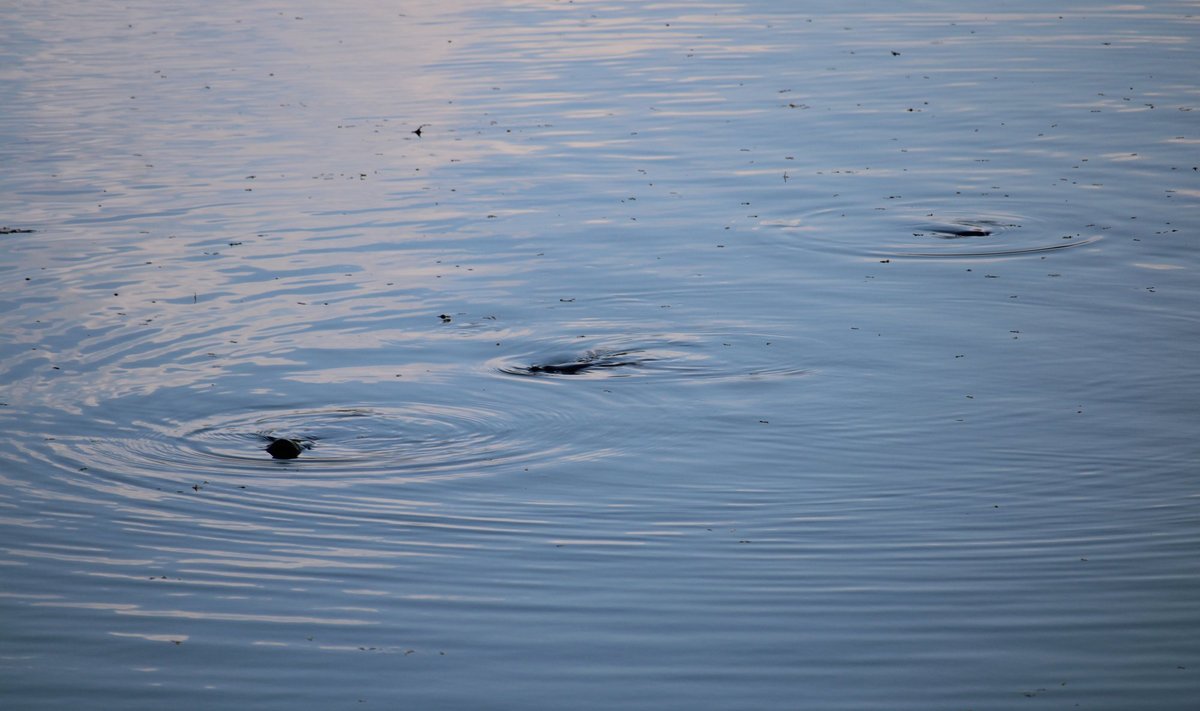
[2,1,1198,709]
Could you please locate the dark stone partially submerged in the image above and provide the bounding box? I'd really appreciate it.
[265,438,306,459]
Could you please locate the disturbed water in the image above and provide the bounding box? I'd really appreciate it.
[2,1,1199,709]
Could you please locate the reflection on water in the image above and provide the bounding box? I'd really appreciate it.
[2,0,1199,709]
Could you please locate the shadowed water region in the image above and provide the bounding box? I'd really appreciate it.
[2,1,1199,709]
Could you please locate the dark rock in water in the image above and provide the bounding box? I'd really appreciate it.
[266,438,305,459]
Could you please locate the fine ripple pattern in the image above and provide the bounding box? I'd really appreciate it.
[489,332,812,383]
[765,206,1102,259]
[892,211,1101,258]
[29,398,613,500]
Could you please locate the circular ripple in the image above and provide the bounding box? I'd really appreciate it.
[888,210,1100,258]
[38,400,603,493]
[765,206,1100,259]
[488,333,811,383]
[490,334,700,380]
[184,405,519,475]
[495,347,659,379]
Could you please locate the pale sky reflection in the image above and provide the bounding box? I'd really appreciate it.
[27,600,374,626]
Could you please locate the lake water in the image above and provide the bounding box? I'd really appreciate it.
[2,1,1199,708]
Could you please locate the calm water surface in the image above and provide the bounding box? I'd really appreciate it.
[2,1,1199,708]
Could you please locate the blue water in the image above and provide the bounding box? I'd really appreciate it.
[2,1,1199,708]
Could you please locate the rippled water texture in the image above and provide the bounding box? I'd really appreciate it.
[2,1,1199,709]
